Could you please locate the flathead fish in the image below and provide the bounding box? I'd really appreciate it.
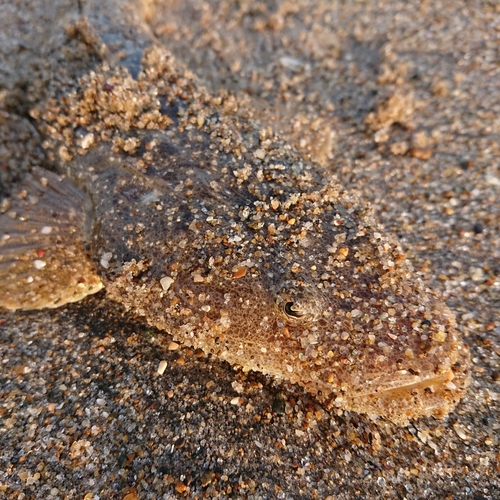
[0,0,470,424]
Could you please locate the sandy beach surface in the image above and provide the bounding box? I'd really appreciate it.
[1,1,499,498]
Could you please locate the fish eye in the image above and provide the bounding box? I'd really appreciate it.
[277,291,322,324]
[284,301,306,319]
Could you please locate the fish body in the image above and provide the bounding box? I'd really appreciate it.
[0,2,470,424]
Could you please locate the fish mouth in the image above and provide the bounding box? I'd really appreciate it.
[342,362,470,424]
[368,369,456,399]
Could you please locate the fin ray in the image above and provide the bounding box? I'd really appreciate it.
[0,168,102,310]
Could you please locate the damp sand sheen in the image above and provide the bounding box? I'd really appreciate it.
[0,0,470,425]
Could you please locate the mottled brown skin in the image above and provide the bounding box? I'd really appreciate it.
[0,3,470,424]
[64,91,468,423]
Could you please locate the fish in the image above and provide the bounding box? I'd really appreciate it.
[0,0,470,425]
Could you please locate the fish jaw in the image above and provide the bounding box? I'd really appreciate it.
[293,313,472,424]
[327,345,471,424]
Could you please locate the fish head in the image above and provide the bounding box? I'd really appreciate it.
[266,218,470,423]
[180,189,471,424]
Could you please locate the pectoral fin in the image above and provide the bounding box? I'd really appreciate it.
[0,167,102,310]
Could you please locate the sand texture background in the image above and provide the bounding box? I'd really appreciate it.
[1,0,499,498]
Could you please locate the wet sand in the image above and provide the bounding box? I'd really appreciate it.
[1,1,499,498]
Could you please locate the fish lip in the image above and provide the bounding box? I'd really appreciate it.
[373,370,456,398]
[349,368,457,400]
[360,345,472,401]
[328,369,459,424]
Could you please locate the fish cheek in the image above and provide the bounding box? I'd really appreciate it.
[183,279,292,372]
